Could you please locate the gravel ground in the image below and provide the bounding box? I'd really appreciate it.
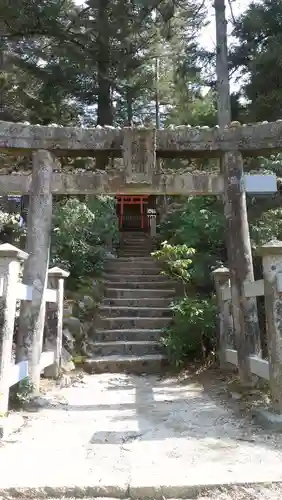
[3,488,282,500]
[1,369,282,497]
[197,484,282,499]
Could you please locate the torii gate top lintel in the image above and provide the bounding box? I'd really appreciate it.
[1,120,282,157]
[0,120,278,197]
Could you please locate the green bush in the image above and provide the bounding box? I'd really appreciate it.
[251,207,282,246]
[158,197,226,290]
[159,197,225,251]
[152,241,195,282]
[51,196,118,288]
[155,198,220,366]
[0,211,25,246]
[9,377,34,407]
[161,296,217,366]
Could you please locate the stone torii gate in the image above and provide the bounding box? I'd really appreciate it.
[0,120,280,388]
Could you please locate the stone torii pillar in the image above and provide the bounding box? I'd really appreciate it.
[215,0,260,386]
[17,149,55,392]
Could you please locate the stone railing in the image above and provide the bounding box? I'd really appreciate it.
[0,243,69,422]
[213,240,282,417]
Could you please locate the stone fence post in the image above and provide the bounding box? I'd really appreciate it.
[212,266,234,367]
[44,267,69,378]
[148,209,157,237]
[0,244,28,416]
[258,240,282,414]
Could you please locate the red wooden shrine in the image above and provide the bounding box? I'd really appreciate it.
[116,195,149,230]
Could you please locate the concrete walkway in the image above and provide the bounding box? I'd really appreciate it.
[1,372,282,498]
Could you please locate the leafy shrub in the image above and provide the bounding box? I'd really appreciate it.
[9,377,34,407]
[155,198,221,365]
[251,207,282,246]
[158,197,226,290]
[159,197,225,251]
[156,159,282,366]
[152,241,195,282]
[0,211,25,246]
[161,296,217,366]
[51,196,118,288]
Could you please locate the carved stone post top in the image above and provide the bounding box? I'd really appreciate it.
[0,243,28,261]
[212,266,230,280]
[257,240,282,256]
[48,266,70,278]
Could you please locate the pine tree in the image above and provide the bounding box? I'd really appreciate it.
[1,0,86,124]
[231,0,282,121]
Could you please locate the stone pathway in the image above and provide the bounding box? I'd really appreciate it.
[1,372,282,498]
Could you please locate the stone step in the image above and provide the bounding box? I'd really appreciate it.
[104,280,175,289]
[106,255,157,260]
[120,233,151,238]
[121,233,151,237]
[119,245,153,249]
[119,244,154,249]
[105,259,160,267]
[103,274,169,282]
[109,257,155,262]
[96,316,172,330]
[120,230,150,234]
[83,354,168,374]
[99,306,172,318]
[93,328,163,342]
[119,245,156,251]
[119,248,156,253]
[102,297,173,307]
[119,238,155,243]
[120,240,154,244]
[104,261,160,268]
[104,266,162,275]
[118,248,153,252]
[118,253,154,257]
[89,340,164,357]
[104,288,176,298]
[120,236,152,241]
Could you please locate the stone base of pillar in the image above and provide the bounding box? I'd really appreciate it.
[253,408,282,431]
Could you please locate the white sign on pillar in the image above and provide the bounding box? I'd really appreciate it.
[243,174,277,194]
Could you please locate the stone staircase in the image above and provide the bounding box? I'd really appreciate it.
[85,232,175,374]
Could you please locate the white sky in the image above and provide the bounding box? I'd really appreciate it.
[202,0,252,49]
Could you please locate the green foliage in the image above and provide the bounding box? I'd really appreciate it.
[162,296,217,366]
[152,241,195,282]
[155,197,222,365]
[1,0,82,124]
[51,196,118,288]
[2,0,207,127]
[0,211,25,246]
[231,0,282,121]
[251,208,282,246]
[9,378,34,407]
[158,197,225,289]
[167,197,224,249]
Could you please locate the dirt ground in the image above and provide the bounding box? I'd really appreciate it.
[1,364,282,499]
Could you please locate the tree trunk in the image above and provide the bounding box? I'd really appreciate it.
[126,87,133,126]
[96,0,112,169]
[155,56,160,129]
[97,0,112,127]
